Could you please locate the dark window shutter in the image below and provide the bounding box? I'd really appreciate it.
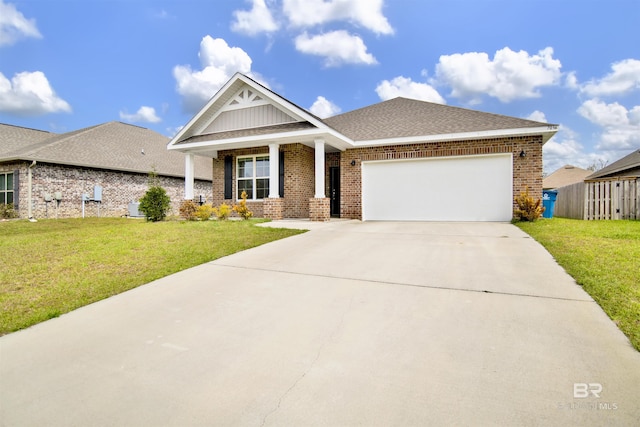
[279,151,284,197]
[224,156,232,199]
[12,170,19,210]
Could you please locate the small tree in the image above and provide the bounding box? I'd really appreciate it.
[138,170,171,222]
[232,191,253,220]
[514,187,545,222]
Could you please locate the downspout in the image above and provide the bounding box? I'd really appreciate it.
[28,160,36,221]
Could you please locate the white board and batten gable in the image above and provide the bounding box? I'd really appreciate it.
[167,73,353,158]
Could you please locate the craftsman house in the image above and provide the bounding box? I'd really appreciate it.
[168,73,557,221]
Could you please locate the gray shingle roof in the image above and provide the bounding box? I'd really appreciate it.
[177,122,315,145]
[586,149,640,179]
[323,97,553,141]
[0,121,211,180]
[0,123,53,157]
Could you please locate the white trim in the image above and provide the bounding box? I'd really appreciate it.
[236,153,270,201]
[353,126,558,148]
[268,143,279,198]
[184,154,195,200]
[314,140,325,198]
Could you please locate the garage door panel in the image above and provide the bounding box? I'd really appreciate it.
[362,154,512,221]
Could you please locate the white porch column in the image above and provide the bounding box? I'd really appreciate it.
[314,139,325,198]
[269,143,279,198]
[184,153,195,200]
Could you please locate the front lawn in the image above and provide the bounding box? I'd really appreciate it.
[0,218,304,335]
[516,218,640,351]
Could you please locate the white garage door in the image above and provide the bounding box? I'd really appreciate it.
[362,154,513,221]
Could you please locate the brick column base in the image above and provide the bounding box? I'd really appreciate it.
[309,197,330,222]
[263,197,284,220]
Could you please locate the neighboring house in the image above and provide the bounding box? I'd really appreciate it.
[553,149,640,220]
[168,73,558,222]
[543,165,592,190]
[585,149,640,180]
[0,122,212,219]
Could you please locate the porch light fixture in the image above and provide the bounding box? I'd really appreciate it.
[519,150,526,158]
[350,160,356,166]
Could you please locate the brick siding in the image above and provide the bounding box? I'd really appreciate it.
[1,161,211,219]
[207,135,543,221]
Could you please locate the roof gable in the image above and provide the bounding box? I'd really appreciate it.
[168,73,344,153]
[586,149,640,179]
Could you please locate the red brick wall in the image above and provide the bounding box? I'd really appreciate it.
[213,143,315,219]
[339,135,543,220]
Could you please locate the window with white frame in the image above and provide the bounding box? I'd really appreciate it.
[0,172,14,205]
[237,155,269,200]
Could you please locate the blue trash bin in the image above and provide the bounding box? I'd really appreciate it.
[542,190,557,218]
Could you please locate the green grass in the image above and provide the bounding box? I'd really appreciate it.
[0,218,304,335]
[515,218,640,351]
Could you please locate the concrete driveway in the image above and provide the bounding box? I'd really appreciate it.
[1,221,639,426]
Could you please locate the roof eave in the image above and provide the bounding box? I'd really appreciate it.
[352,126,559,147]
[168,128,354,154]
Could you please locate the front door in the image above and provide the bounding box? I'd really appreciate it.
[330,166,340,217]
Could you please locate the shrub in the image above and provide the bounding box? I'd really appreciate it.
[179,200,198,221]
[138,171,171,222]
[0,203,17,219]
[212,203,231,220]
[514,188,545,222]
[195,203,214,221]
[233,191,253,220]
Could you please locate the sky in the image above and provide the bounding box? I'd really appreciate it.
[0,0,639,174]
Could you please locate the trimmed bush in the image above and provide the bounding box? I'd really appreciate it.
[233,191,253,220]
[212,203,231,220]
[195,203,214,221]
[179,200,198,221]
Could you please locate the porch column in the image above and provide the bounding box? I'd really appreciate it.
[314,139,325,198]
[268,143,279,198]
[184,153,195,200]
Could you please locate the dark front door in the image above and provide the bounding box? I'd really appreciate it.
[330,167,340,217]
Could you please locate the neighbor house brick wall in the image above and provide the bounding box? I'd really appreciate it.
[3,161,211,219]
[339,135,543,220]
[213,143,315,219]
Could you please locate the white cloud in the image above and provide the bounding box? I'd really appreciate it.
[120,106,161,124]
[0,71,71,116]
[231,0,279,36]
[581,59,640,97]
[0,0,41,46]
[375,76,445,104]
[295,30,377,67]
[173,36,254,112]
[309,96,341,118]
[526,110,547,123]
[578,99,640,151]
[283,0,393,35]
[434,47,562,103]
[542,125,608,174]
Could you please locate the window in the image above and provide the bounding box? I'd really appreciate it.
[237,155,269,200]
[0,172,14,205]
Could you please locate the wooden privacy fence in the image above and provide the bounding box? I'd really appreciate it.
[554,177,640,220]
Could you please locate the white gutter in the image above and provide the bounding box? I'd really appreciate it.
[28,160,37,221]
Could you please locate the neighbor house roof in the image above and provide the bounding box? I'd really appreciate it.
[586,149,640,179]
[324,97,556,143]
[0,121,212,180]
[543,165,592,189]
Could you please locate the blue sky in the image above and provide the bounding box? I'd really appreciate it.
[1,0,639,174]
